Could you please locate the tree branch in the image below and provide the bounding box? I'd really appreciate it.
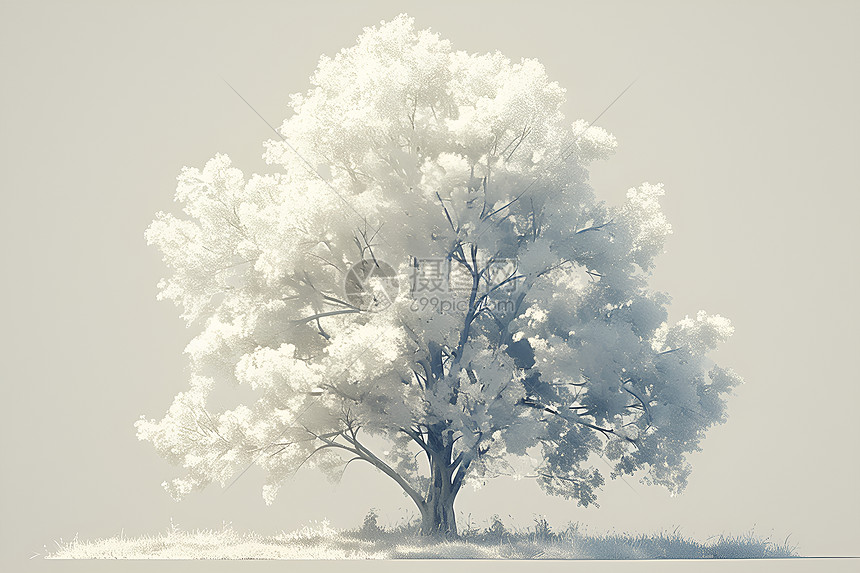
[341,429,426,508]
[519,398,618,439]
[291,309,361,324]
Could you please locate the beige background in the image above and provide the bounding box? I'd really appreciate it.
[1,1,858,571]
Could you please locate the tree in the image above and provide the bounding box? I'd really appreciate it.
[136,14,742,537]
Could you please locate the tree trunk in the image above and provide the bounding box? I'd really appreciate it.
[419,459,457,537]
[418,428,459,537]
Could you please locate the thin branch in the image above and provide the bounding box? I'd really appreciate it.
[436,192,457,232]
[575,220,613,234]
[622,384,653,426]
[505,124,531,161]
[319,293,361,310]
[291,309,361,324]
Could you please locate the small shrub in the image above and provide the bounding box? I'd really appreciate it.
[532,516,554,541]
[459,514,479,539]
[360,509,381,535]
[561,521,582,542]
[486,515,509,541]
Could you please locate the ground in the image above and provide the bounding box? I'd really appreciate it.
[45,519,798,560]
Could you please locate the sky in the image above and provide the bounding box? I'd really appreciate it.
[1,0,858,570]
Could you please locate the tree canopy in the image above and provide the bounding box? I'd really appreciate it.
[137,14,742,536]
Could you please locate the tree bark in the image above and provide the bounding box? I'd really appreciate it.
[417,428,459,537]
[419,458,457,536]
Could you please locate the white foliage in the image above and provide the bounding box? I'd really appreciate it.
[139,14,741,511]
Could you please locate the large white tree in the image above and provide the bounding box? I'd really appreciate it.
[137,15,742,536]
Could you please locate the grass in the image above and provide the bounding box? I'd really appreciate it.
[46,515,799,560]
